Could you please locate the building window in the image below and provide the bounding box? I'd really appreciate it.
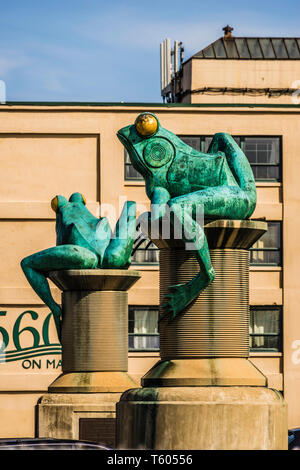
[180,136,241,153]
[180,136,203,151]
[202,136,241,152]
[124,150,143,180]
[179,135,281,182]
[250,221,281,266]
[250,306,282,352]
[241,137,281,182]
[128,307,160,351]
[131,225,159,265]
[180,135,204,151]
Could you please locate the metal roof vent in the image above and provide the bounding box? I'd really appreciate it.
[223,25,234,39]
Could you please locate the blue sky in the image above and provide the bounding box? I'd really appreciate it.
[0,0,299,102]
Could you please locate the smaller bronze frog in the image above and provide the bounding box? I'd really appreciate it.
[21,193,136,338]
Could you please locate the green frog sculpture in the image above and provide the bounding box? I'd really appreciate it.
[117,113,257,322]
[21,193,136,339]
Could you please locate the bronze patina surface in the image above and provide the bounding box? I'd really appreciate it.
[118,113,257,321]
[21,194,137,339]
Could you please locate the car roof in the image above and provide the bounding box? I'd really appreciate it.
[0,438,111,450]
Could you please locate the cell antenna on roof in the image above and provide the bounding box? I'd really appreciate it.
[223,25,234,38]
[160,38,184,103]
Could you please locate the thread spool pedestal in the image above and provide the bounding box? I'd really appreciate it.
[37,269,140,447]
[116,220,288,450]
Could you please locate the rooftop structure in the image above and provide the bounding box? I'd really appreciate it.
[193,26,300,60]
[162,26,300,104]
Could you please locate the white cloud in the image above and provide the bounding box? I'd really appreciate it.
[73,5,300,58]
[0,53,31,78]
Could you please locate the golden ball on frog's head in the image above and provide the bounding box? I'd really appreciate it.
[51,196,59,213]
[135,113,158,137]
[51,195,68,212]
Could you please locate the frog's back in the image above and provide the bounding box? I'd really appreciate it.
[56,203,100,246]
[166,151,238,197]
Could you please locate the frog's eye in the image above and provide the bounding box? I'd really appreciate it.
[69,192,86,205]
[135,113,158,137]
[51,195,68,212]
[51,196,59,213]
[143,137,174,168]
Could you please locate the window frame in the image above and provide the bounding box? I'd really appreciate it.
[178,134,282,183]
[131,225,159,266]
[239,135,282,183]
[249,305,282,353]
[249,221,282,267]
[131,238,160,266]
[124,149,144,181]
[128,306,160,352]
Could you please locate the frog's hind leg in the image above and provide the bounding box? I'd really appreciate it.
[102,201,136,268]
[161,197,215,322]
[162,186,251,321]
[21,245,98,339]
[184,185,251,220]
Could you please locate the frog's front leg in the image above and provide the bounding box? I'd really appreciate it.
[136,187,171,241]
[160,196,215,322]
[150,187,171,221]
[21,245,98,340]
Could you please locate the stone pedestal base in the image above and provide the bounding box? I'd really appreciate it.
[38,393,122,448]
[48,371,138,393]
[142,358,266,387]
[116,386,288,450]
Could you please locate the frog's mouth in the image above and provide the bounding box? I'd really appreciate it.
[117,128,151,177]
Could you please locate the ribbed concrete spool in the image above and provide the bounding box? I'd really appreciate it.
[47,269,140,392]
[159,248,250,358]
[140,219,269,387]
[61,290,128,371]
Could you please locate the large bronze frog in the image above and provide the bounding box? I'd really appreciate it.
[117,113,256,321]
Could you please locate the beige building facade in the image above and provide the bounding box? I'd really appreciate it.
[0,30,300,437]
[0,101,298,436]
[175,29,300,105]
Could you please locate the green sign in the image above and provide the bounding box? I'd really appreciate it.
[0,310,61,365]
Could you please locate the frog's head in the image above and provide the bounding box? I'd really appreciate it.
[51,192,86,214]
[117,113,179,181]
[51,193,86,223]
[51,193,88,242]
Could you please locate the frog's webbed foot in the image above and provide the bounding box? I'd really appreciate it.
[160,267,215,323]
[161,283,189,322]
[102,201,136,268]
[51,304,63,341]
